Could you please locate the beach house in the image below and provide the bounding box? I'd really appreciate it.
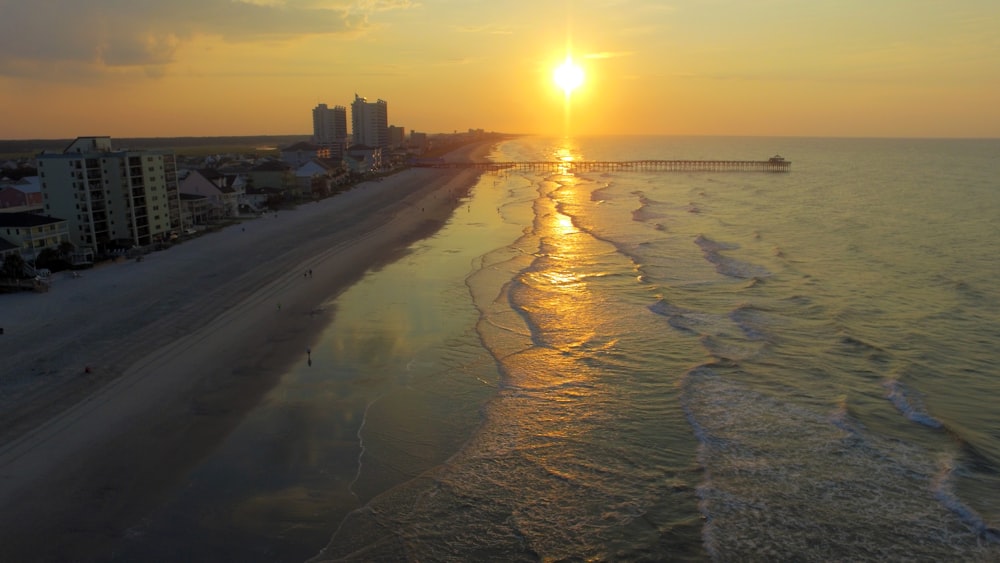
[280,141,331,168]
[0,177,43,212]
[345,145,383,174]
[0,211,71,263]
[294,159,344,198]
[179,169,245,220]
[246,160,295,201]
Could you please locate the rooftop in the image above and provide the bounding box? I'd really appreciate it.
[0,212,66,227]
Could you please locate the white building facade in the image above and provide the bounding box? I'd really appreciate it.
[36,137,182,252]
[351,94,388,149]
[312,103,348,146]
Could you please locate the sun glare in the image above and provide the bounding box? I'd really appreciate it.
[554,57,584,96]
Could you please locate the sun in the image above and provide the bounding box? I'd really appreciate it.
[554,57,584,96]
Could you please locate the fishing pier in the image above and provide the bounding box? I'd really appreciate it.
[416,156,790,173]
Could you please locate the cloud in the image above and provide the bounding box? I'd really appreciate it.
[453,24,514,35]
[232,0,288,6]
[583,51,633,60]
[0,0,415,79]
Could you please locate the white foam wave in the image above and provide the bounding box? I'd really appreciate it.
[883,378,944,429]
[932,457,1000,543]
[681,364,1000,560]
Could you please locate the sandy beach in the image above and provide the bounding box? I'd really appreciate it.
[0,142,492,560]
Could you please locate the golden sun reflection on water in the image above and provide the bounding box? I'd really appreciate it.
[555,212,575,236]
[555,146,576,174]
[518,161,614,364]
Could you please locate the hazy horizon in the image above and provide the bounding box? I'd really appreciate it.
[5,132,1000,144]
[2,1,999,140]
[7,133,1000,149]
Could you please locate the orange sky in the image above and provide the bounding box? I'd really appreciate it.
[1,0,998,139]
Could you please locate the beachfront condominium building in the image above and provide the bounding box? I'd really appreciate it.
[388,125,406,148]
[36,136,182,253]
[351,94,388,149]
[312,103,348,146]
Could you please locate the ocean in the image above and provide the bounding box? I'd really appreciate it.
[118,136,1000,561]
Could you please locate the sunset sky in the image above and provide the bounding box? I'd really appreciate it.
[1,0,998,139]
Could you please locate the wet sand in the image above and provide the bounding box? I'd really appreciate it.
[0,142,491,561]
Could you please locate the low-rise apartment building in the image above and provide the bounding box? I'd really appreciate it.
[0,212,70,263]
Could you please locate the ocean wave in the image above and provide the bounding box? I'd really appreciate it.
[630,193,669,223]
[932,457,1000,544]
[694,234,739,253]
[698,335,761,362]
[694,235,771,279]
[648,300,725,336]
[650,300,770,361]
[883,377,944,429]
[631,206,666,223]
[730,304,771,341]
[680,364,1000,560]
[590,182,615,202]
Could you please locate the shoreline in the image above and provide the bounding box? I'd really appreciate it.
[0,141,494,560]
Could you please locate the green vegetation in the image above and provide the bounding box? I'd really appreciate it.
[171,145,279,158]
[1,254,27,279]
[0,135,308,160]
